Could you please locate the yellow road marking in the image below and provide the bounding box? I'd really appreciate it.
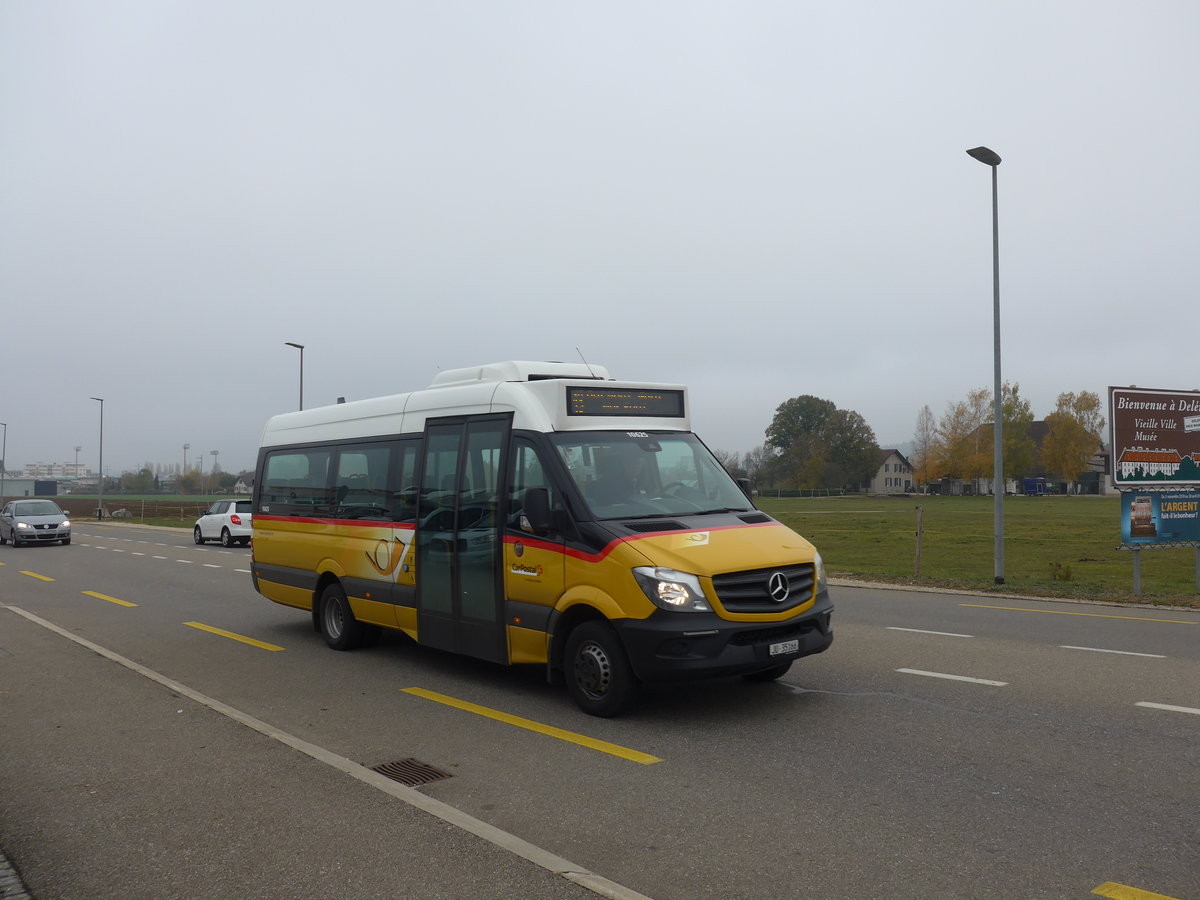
[19,570,54,582]
[83,590,137,608]
[962,604,1197,625]
[403,687,662,765]
[1093,881,1182,899]
[183,621,284,651]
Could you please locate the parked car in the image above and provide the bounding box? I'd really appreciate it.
[0,499,72,546]
[194,499,253,546]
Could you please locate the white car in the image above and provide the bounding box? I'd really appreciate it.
[194,499,253,547]
[0,499,72,546]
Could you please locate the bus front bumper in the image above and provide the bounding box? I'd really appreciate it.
[613,589,834,683]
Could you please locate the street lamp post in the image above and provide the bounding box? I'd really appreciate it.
[210,450,219,492]
[285,342,305,410]
[966,145,1004,585]
[75,446,81,478]
[90,397,105,519]
[183,443,190,486]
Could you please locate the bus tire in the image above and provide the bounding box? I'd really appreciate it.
[564,620,640,718]
[743,661,793,682]
[319,583,369,651]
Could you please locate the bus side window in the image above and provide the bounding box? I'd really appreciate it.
[263,449,332,515]
[332,443,391,519]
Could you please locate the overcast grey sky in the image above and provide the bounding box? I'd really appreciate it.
[3,2,1198,476]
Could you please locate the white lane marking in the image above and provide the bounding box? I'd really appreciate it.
[132,552,145,556]
[5,605,652,900]
[887,627,973,638]
[1061,645,1166,659]
[203,564,221,569]
[153,555,168,560]
[176,559,193,564]
[234,569,251,574]
[896,668,1007,686]
[111,549,124,553]
[1136,702,1200,716]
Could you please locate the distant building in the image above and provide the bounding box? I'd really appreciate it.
[869,449,913,494]
[23,462,89,478]
[233,474,254,495]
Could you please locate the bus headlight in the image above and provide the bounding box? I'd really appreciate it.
[633,567,711,612]
[814,552,828,593]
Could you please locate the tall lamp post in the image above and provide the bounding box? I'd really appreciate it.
[90,397,105,519]
[966,145,1004,585]
[1,422,7,504]
[75,445,82,478]
[183,443,190,486]
[285,342,305,410]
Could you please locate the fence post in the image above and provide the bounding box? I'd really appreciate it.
[914,505,923,576]
[1132,548,1141,596]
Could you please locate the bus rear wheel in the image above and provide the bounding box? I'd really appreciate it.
[319,583,373,651]
[564,620,640,718]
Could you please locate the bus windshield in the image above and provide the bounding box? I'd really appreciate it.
[549,431,754,521]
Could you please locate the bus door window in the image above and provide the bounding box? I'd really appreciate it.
[389,440,419,523]
[504,437,566,620]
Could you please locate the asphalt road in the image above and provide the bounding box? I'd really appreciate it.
[1,521,1197,899]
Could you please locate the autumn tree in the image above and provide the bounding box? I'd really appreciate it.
[930,382,1035,488]
[994,382,1037,480]
[764,395,878,490]
[934,388,991,482]
[121,466,156,493]
[178,471,203,494]
[1041,390,1106,487]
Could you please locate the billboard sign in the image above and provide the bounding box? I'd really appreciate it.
[1109,386,1200,487]
[1120,489,1200,544]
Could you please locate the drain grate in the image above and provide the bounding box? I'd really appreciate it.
[369,757,453,787]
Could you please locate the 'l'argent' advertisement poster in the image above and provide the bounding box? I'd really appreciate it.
[1109,386,1200,487]
[1121,490,1200,544]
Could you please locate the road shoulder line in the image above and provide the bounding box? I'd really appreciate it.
[3,604,654,900]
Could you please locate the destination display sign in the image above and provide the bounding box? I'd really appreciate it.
[1109,386,1200,486]
[566,386,685,418]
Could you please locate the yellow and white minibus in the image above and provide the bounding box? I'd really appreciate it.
[251,361,833,716]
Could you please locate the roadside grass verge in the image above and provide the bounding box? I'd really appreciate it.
[53,492,1199,608]
[758,494,1200,609]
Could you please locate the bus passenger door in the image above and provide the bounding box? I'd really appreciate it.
[415,415,510,664]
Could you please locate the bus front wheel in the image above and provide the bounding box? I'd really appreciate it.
[319,583,371,651]
[564,620,640,718]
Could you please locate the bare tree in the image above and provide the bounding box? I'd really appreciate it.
[911,405,937,486]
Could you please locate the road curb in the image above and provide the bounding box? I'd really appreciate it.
[0,846,33,900]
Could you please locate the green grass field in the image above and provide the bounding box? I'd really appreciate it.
[51,492,1197,608]
[758,494,1199,608]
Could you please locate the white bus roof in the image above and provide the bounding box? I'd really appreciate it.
[258,361,691,448]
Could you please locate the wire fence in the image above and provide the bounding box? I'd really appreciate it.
[53,497,223,522]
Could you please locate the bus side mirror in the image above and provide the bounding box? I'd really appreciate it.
[522,487,553,534]
[736,477,754,501]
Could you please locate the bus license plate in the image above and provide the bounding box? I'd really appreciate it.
[770,639,799,656]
